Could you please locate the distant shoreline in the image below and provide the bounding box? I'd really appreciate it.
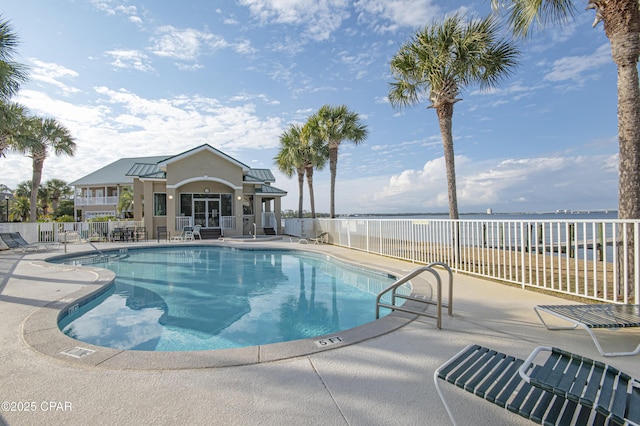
[339,210,618,218]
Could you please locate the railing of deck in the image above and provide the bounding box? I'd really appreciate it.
[284,218,640,305]
[0,221,144,243]
[75,196,119,206]
[176,216,236,231]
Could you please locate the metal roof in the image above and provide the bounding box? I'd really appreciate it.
[255,184,287,196]
[126,163,165,178]
[70,156,170,186]
[246,169,275,183]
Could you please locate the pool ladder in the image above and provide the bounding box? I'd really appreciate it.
[375,262,453,329]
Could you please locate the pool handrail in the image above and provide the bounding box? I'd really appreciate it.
[375,262,453,329]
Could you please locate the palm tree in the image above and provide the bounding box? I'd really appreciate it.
[117,187,134,218]
[0,16,29,101]
[13,116,76,222]
[299,124,328,218]
[44,178,71,213]
[307,105,368,218]
[14,180,31,198]
[275,125,307,218]
[9,195,29,222]
[37,185,50,217]
[389,14,519,219]
[0,102,29,158]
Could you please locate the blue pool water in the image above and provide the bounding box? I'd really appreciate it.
[54,247,402,351]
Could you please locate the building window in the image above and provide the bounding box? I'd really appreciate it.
[154,193,167,216]
[180,193,192,216]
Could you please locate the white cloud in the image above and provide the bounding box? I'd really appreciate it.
[544,44,611,82]
[239,0,351,41]
[364,154,619,213]
[354,0,443,30]
[105,49,154,73]
[150,25,229,61]
[6,86,286,191]
[28,59,81,96]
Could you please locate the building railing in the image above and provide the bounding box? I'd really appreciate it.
[75,196,119,206]
[284,218,640,305]
[176,216,236,231]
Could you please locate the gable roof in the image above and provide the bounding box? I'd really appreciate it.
[157,144,250,172]
[70,156,170,186]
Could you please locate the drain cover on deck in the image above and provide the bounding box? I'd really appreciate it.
[61,347,95,358]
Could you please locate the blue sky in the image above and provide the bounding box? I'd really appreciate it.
[1,0,620,214]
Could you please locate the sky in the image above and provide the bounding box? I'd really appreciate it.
[1,0,621,215]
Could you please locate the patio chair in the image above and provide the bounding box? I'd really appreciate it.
[157,226,168,242]
[534,304,640,357]
[135,227,148,242]
[111,227,125,242]
[192,225,202,240]
[171,226,194,242]
[435,344,640,426]
[298,231,328,244]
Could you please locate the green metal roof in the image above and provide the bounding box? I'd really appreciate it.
[255,184,287,195]
[126,162,165,179]
[70,156,170,186]
[246,169,275,183]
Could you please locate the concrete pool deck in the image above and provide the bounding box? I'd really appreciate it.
[1,239,639,425]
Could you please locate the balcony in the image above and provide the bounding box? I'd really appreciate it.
[75,196,119,206]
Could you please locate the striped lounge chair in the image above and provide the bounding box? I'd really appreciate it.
[435,344,640,425]
[535,304,640,357]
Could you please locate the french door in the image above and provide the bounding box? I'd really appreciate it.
[193,199,220,228]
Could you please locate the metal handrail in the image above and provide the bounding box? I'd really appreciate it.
[376,262,453,329]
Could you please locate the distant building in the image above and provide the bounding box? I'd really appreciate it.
[486,208,493,215]
[71,144,287,238]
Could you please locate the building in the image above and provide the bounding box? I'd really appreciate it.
[71,144,287,238]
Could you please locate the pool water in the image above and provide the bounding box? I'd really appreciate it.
[55,247,403,351]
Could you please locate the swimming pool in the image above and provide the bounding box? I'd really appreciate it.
[55,246,404,351]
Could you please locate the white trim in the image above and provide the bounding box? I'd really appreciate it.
[166,176,242,190]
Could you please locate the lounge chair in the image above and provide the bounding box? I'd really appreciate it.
[0,232,51,253]
[171,226,194,242]
[298,231,328,244]
[435,344,640,425]
[534,304,640,357]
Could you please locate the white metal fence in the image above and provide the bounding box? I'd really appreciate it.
[284,218,640,304]
[0,221,144,243]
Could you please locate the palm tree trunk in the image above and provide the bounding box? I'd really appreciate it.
[297,168,305,218]
[329,145,338,218]
[305,165,316,218]
[606,1,640,296]
[30,157,44,222]
[437,103,461,266]
[436,103,459,220]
